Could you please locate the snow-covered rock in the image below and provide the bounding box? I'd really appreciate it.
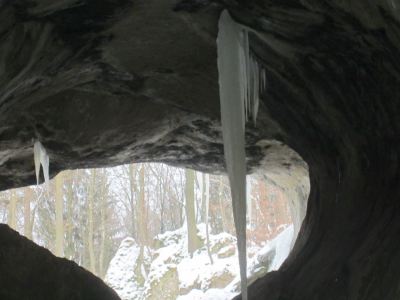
[143,264,179,300]
[227,225,294,294]
[105,224,294,300]
[104,238,151,300]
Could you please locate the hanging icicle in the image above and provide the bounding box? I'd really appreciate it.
[33,140,50,185]
[217,10,267,300]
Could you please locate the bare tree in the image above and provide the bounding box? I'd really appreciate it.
[55,172,64,257]
[185,169,201,256]
[8,190,17,230]
[204,173,213,264]
[24,187,34,239]
[88,169,96,274]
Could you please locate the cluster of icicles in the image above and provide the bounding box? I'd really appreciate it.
[217,10,267,300]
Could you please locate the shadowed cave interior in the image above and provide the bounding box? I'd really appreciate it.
[1,0,400,299]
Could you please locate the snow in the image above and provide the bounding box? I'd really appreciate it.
[177,289,236,300]
[105,224,294,300]
[33,140,50,185]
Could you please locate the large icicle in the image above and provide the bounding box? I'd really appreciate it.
[217,10,267,300]
[218,10,247,300]
[33,140,50,185]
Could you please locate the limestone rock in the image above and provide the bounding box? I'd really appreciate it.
[217,245,236,258]
[143,264,180,300]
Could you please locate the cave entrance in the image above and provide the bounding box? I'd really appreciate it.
[0,159,308,299]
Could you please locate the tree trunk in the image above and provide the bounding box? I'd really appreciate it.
[8,190,17,230]
[201,173,206,223]
[98,169,107,278]
[128,164,137,239]
[24,188,33,239]
[88,169,96,275]
[218,177,226,232]
[205,173,213,264]
[185,168,201,256]
[159,166,165,234]
[65,171,74,260]
[55,172,64,257]
[137,164,146,245]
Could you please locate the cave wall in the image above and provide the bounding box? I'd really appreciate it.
[1,0,400,299]
[229,0,400,299]
[0,224,120,300]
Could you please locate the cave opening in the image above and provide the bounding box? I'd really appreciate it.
[0,152,309,299]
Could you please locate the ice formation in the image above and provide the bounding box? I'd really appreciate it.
[217,10,267,300]
[33,140,50,185]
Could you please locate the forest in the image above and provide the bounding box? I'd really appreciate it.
[0,163,292,280]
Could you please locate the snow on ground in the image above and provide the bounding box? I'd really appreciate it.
[105,224,294,300]
[177,289,236,300]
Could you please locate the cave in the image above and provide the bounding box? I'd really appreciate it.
[1,0,400,299]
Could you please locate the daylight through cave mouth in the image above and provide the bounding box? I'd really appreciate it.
[0,153,309,299]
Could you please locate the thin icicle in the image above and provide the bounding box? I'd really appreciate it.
[217,10,267,300]
[33,142,41,185]
[33,140,50,185]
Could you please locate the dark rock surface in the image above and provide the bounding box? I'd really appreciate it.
[1,0,399,300]
[0,0,223,190]
[0,224,120,300]
[0,0,290,298]
[229,0,400,299]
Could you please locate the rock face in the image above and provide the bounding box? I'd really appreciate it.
[227,1,400,299]
[1,0,400,300]
[0,224,120,300]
